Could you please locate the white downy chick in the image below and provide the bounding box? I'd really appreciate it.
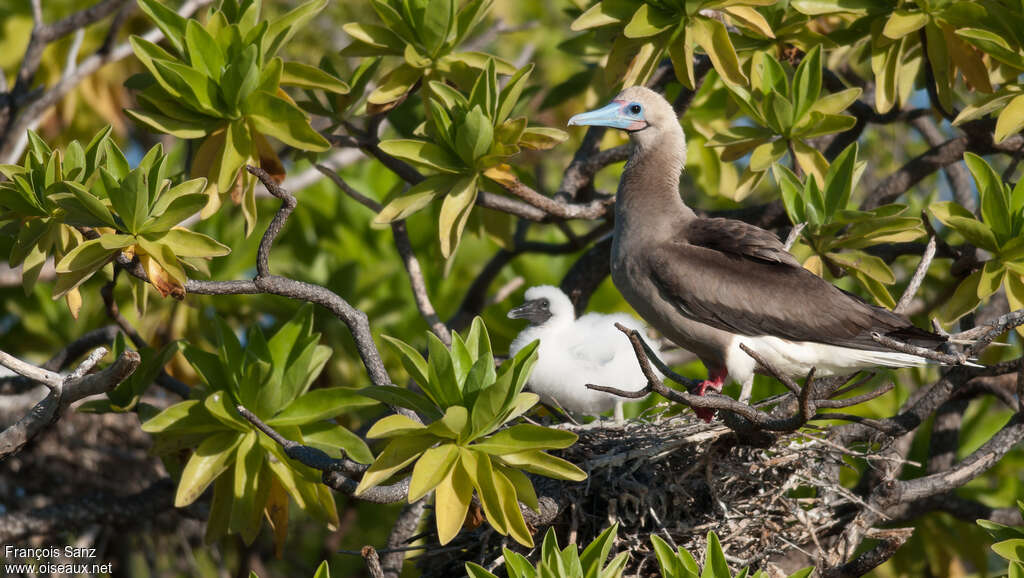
[507,285,654,421]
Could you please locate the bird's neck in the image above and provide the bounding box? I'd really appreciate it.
[615,130,695,231]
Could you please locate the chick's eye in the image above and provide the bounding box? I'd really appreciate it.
[539,299,549,308]
[629,104,642,115]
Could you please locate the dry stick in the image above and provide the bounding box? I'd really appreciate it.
[0,348,140,458]
[362,546,384,578]
[175,166,393,390]
[869,332,967,365]
[894,236,937,314]
[783,223,806,251]
[315,165,452,344]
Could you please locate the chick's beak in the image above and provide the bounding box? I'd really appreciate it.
[507,300,551,324]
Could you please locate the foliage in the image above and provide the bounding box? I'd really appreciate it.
[141,305,377,550]
[465,524,628,578]
[708,46,861,186]
[0,127,228,309]
[568,0,776,90]
[128,0,341,232]
[928,153,1024,327]
[374,63,567,256]
[356,318,586,546]
[339,0,512,112]
[978,501,1024,574]
[79,332,181,413]
[651,532,813,578]
[773,143,924,306]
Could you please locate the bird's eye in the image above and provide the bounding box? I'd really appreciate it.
[629,103,642,115]
[539,299,549,308]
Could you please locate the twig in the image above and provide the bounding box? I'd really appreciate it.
[895,236,936,314]
[783,223,806,251]
[869,332,966,365]
[0,348,140,458]
[362,546,384,578]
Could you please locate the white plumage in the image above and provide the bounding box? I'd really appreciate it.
[507,286,655,420]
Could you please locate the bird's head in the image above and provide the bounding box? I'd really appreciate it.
[507,285,575,327]
[567,86,684,156]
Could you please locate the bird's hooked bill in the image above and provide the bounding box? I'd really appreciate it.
[568,100,646,131]
[507,300,551,324]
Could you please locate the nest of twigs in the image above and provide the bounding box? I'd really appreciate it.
[417,409,858,577]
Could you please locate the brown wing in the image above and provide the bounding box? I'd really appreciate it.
[685,218,801,267]
[650,228,943,350]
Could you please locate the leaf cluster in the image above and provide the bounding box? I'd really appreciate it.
[356,318,586,547]
[977,500,1024,575]
[466,524,628,578]
[340,0,510,112]
[128,0,341,233]
[374,63,568,256]
[774,143,924,306]
[929,153,1024,326]
[142,305,377,550]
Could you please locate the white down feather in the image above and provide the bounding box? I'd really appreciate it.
[508,286,656,419]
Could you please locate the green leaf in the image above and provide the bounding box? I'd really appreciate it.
[995,94,1024,144]
[301,421,374,464]
[993,539,1024,564]
[367,64,422,105]
[247,91,330,151]
[438,175,478,258]
[365,414,427,438]
[580,523,618,578]
[792,45,822,123]
[378,139,463,173]
[518,127,569,151]
[268,387,378,427]
[126,108,211,139]
[692,16,747,87]
[408,442,459,502]
[341,23,405,54]
[498,450,586,481]
[425,330,462,406]
[496,64,533,124]
[651,535,686,578]
[938,270,983,323]
[623,4,673,38]
[185,20,225,80]
[53,238,116,295]
[456,106,494,165]
[471,424,578,454]
[965,153,1012,241]
[264,0,328,56]
[882,10,929,39]
[358,385,443,421]
[281,61,350,94]
[141,196,208,234]
[810,87,863,115]
[141,400,224,434]
[355,434,440,495]
[435,458,474,544]
[380,335,431,387]
[137,0,188,55]
[174,430,243,507]
[823,142,858,216]
[374,175,453,223]
[466,562,499,578]
[702,532,730,578]
[829,250,895,284]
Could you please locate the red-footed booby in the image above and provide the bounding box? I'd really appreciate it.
[568,86,955,421]
[508,285,654,421]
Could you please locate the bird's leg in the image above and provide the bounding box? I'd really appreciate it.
[693,368,727,422]
[613,400,624,423]
[738,377,754,405]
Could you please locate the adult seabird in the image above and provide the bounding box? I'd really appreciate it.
[568,86,955,421]
[508,285,653,421]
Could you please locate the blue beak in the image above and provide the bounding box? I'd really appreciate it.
[568,101,635,129]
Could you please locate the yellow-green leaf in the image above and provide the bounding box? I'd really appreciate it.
[995,94,1024,144]
[408,442,459,502]
[691,16,747,87]
[438,175,478,258]
[882,10,928,39]
[365,414,427,438]
[175,430,244,507]
[434,458,473,544]
[355,434,439,495]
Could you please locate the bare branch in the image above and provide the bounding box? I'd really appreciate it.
[869,332,967,365]
[0,348,140,458]
[362,546,385,578]
[895,236,937,314]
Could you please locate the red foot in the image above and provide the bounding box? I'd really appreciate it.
[693,368,727,422]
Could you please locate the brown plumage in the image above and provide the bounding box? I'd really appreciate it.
[569,86,951,418]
